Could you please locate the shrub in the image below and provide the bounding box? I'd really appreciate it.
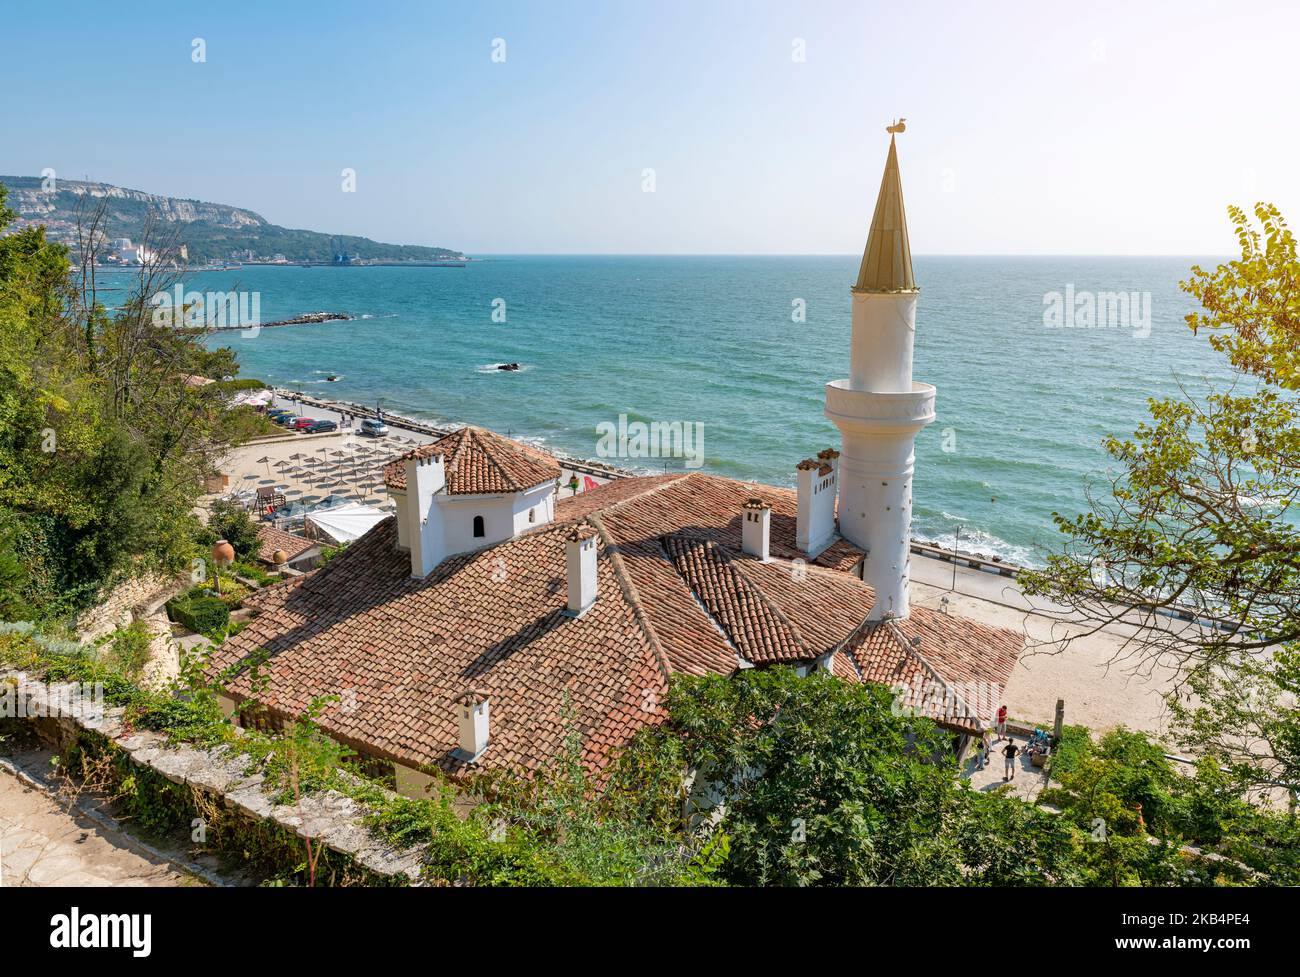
[166,594,229,635]
[200,500,262,563]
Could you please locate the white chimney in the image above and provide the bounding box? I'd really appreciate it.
[741,498,771,561]
[403,451,446,578]
[565,525,598,616]
[795,450,838,555]
[454,690,490,762]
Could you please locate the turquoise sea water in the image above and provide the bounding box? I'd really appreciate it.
[126,256,1232,565]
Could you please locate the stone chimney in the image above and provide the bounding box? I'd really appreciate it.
[741,498,771,561]
[565,525,598,617]
[454,689,490,762]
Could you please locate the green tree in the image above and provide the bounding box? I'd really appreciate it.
[0,185,264,619]
[651,667,1077,886]
[1020,204,1300,816]
[201,499,262,562]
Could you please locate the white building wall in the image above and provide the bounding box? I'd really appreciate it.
[437,495,516,556]
[391,489,410,549]
[510,481,556,535]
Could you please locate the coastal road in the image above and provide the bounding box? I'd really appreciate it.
[265,393,610,493]
[909,551,1199,737]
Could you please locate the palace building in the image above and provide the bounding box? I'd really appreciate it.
[206,132,1023,796]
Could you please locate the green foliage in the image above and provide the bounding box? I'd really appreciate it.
[240,697,354,803]
[0,183,265,621]
[1041,726,1291,885]
[165,593,230,636]
[465,711,721,886]
[231,559,278,586]
[317,541,349,567]
[643,667,1082,886]
[1019,205,1300,878]
[201,500,262,563]
[97,620,155,681]
[210,377,266,393]
[1184,203,1300,391]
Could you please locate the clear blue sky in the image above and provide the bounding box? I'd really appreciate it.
[2,0,1296,254]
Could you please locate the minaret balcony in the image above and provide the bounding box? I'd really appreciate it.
[824,379,936,436]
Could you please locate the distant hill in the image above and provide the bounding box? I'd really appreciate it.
[0,176,464,263]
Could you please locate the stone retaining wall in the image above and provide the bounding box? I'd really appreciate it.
[2,670,425,883]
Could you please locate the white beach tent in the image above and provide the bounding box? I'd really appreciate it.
[303,501,388,544]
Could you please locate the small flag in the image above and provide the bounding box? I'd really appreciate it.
[583,476,599,492]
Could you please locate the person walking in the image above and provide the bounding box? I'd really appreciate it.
[973,734,987,772]
[1002,739,1019,781]
[979,727,992,770]
[995,704,1008,742]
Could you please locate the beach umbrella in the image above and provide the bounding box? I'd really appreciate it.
[256,455,273,477]
[275,459,302,489]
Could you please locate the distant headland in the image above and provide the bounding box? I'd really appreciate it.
[0,176,466,266]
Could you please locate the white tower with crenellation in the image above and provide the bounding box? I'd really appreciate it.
[824,123,936,620]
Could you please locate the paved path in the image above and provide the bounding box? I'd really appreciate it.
[909,552,1186,739]
[0,768,200,887]
[959,733,1051,802]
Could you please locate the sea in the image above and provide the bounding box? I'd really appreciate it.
[108,255,1235,567]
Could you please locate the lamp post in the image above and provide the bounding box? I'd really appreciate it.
[951,524,962,592]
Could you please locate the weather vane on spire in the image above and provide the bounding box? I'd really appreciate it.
[886,118,906,134]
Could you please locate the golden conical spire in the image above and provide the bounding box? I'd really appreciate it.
[853,130,916,293]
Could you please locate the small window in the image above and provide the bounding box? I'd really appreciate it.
[528,508,535,523]
[473,515,485,538]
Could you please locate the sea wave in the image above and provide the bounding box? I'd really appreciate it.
[914,523,1041,569]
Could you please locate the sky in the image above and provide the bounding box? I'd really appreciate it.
[2,0,1297,255]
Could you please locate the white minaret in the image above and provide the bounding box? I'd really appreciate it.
[824,123,936,620]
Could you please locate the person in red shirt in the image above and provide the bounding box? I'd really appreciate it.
[995,704,1008,742]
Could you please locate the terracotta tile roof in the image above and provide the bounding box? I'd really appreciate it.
[210,469,1023,778]
[565,471,864,575]
[256,525,316,563]
[838,620,998,735]
[383,426,561,495]
[662,535,811,666]
[210,518,668,778]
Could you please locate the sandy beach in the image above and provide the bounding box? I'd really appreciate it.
[203,393,611,523]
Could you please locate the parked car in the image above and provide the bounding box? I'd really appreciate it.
[303,419,338,434]
[266,408,293,419]
[359,418,390,438]
[291,417,319,430]
[273,413,301,426]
